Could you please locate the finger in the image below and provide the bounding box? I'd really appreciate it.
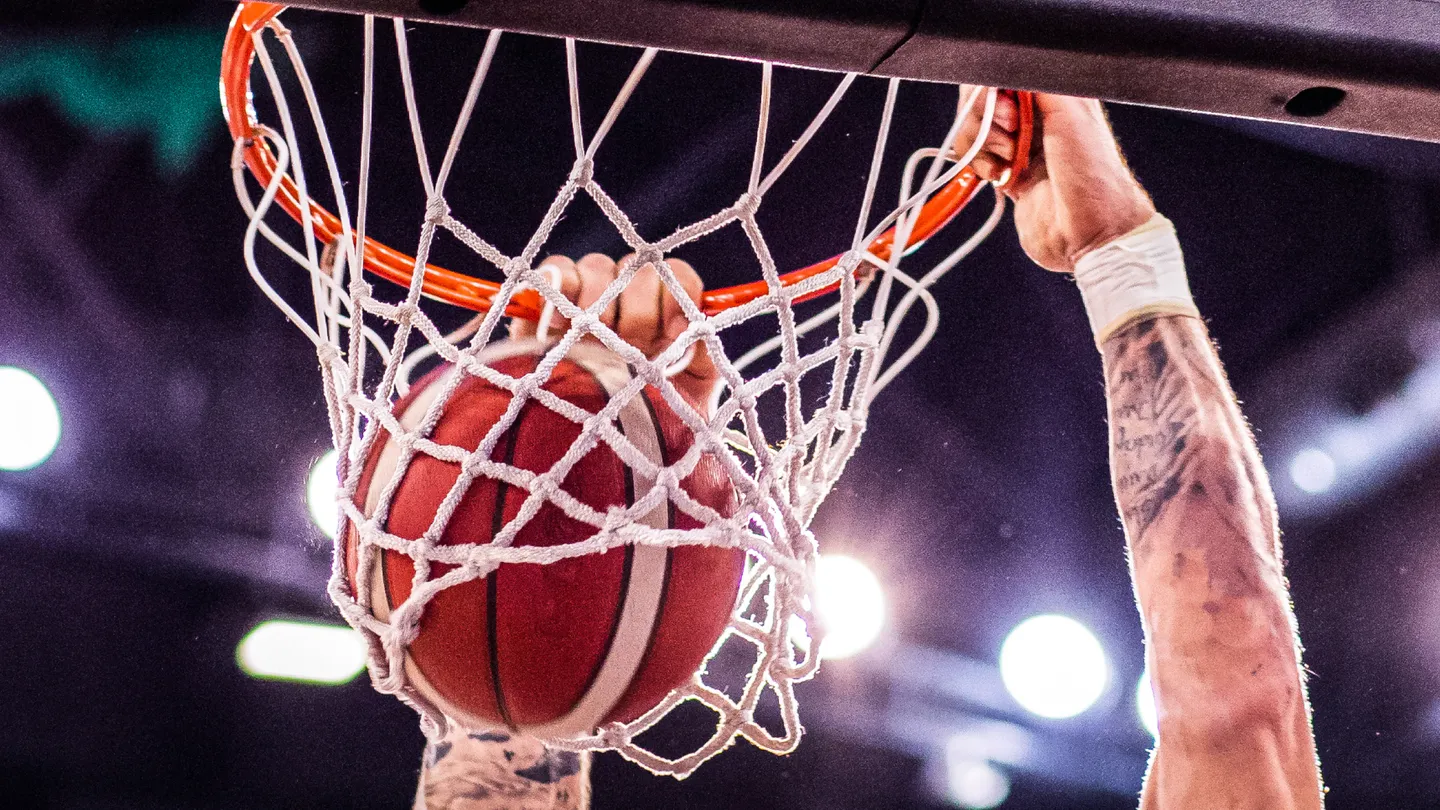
[980,129,1016,163]
[575,253,619,330]
[510,254,580,341]
[657,257,703,345]
[995,92,1044,193]
[614,253,664,352]
[991,92,1019,133]
[954,86,1018,165]
[672,340,719,417]
[1031,93,1115,154]
[1032,91,1104,120]
[546,255,584,303]
[1029,93,1136,193]
[654,258,718,416]
[609,255,706,353]
[953,84,988,157]
[971,153,1008,184]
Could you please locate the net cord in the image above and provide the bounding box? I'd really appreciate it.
[231,14,1002,776]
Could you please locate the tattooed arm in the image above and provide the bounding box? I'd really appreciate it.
[1105,315,1322,808]
[416,729,589,810]
[962,89,1323,807]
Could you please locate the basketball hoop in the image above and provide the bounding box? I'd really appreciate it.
[223,0,1032,778]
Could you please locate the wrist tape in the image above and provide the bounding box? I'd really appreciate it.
[1072,213,1200,346]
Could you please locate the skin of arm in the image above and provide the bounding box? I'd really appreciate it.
[417,729,590,810]
[960,88,1324,807]
[1105,314,1323,809]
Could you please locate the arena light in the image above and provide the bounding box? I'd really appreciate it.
[1137,667,1159,738]
[237,619,367,684]
[944,757,1010,810]
[1289,448,1336,494]
[999,614,1109,719]
[802,554,886,660]
[307,449,340,539]
[0,366,61,471]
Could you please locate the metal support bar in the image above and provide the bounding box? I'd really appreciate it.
[276,0,1440,142]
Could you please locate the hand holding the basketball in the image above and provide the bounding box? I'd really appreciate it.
[510,254,720,414]
[958,88,1157,273]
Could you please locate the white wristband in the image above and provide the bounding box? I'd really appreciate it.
[1072,213,1200,346]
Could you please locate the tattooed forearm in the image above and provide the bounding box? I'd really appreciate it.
[1106,323,1208,548]
[1104,317,1279,576]
[416,728,590,810]
[1102,314,1322,809]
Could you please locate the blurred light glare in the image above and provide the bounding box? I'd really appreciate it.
[0,366,61,471]
[945,757,1010,809]
[1000,614,1109,719]
[1289,448,1337,494]
[1328,426,1375,466]
[1137,667,1159,738]
[813,554,886,659]
[237,619,367,684]
[307,449,341,538]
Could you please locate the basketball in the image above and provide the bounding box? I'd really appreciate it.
[346,344,744,738]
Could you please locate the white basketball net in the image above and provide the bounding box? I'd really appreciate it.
[231,11,1004,778]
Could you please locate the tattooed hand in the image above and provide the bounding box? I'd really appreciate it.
[957,89,1156,273]
[417,728,589,810]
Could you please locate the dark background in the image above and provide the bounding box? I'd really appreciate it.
[3,2,1440,808]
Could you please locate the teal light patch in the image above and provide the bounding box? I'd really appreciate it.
[0,29,223,174]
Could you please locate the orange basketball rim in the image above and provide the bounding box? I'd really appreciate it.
[220,2,1035,320]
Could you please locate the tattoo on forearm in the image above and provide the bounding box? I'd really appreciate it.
[1103,318,1322,806]
[1104,319,1203,551]
[1102,315,1284,598]
[418,728,590,810]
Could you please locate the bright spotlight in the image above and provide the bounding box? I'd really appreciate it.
[307,449,341,539]
[1137,667,1159,738]
[811,554,886,660]
[945,757,1010,810]
[1000,614,1109,719]
[0,366,61,471]
[237,619,367,684]
[1289,448,1336,494]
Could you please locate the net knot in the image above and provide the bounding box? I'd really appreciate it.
[655,467,681,493]
[598,723,629,748]
[316,342,342,367]
[348,277,374,302]
[529,473,560,503]
[734,191,762,219]
[573,311,603,335]
[424,196,450,225]
[688,320,717,341]
[502,256,530,281]
[568,158,595,186]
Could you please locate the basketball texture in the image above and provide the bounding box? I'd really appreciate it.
[346,346,743,738]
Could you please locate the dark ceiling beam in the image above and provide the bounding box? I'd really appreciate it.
[878,0,1440,144]
[271,0,1440,142]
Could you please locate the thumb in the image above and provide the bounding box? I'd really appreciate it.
[1028,93,1134,189]
[1031,91,1107,124]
